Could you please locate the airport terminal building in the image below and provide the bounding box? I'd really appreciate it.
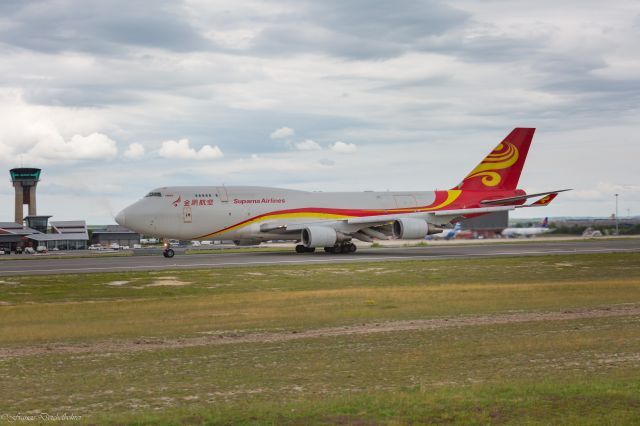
[0,220,89,252]
[1,167,139,253]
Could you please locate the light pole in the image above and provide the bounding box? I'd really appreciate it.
[615,193,619,235]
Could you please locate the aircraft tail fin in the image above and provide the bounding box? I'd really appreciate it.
[541,217,549,228]
[454,128,535,191]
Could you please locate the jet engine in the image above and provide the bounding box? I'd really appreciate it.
[393,218,441,239]
[302,226,349,248]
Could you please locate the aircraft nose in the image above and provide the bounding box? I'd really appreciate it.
[115,209,126,227]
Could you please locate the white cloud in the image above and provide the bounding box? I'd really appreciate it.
[1,3,639,221]
[329,141,357,153]
[0,90,117,164]
[23,132,118,163]
[159,138,223,160]
[294,139,322,151]
[566,182,640,202]
[123,143,145,159]
[270,126,295,139]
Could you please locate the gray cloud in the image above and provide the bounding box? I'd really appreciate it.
[0,0,209,54]
[248,0,469,59]
[0,0,639,220]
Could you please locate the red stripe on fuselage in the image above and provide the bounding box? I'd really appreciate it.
[195,189,524,239]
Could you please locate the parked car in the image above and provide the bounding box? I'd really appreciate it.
[24,247,36,254]
[36,246,48,253]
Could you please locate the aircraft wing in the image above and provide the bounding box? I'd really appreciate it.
[258,205,517,236]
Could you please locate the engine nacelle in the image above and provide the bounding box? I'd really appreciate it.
[302,226,342,248]
[393,218,438,239]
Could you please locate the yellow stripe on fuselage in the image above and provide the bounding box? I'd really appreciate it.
[203,190,462,238]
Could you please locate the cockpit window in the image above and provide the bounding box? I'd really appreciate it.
[145,191,162,197]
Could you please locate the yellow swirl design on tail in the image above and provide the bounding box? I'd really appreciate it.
[464,142,519,187]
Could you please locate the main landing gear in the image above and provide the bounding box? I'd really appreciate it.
[324,242,357,254]
[295,245,316,253]
[295,243,356,254]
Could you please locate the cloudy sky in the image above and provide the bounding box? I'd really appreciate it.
[0,0,638,223]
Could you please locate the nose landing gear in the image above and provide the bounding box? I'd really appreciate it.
[161,238,175,258]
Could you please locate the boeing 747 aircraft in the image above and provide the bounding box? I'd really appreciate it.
[116,128,569,257]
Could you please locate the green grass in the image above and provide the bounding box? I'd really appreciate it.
[1,252,639,424]
[97,379,640,425]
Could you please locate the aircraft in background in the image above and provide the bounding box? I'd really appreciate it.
[116,128,569,257]
[427,222,473,240]
[502,217,553,238]
[429,222,462,240]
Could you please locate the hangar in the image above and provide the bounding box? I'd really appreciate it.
[90,225,141,248]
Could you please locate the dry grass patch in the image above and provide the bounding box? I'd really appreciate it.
[146,276,192,287]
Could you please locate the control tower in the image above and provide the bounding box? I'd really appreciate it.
[10,168,41,224]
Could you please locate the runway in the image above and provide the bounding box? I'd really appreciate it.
[2,238,639,276]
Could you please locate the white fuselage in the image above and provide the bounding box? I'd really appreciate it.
[501,227,552,237]
[117,186,440,241]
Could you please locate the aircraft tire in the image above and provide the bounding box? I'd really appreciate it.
[296,245,316,253]
[163,248,175,258]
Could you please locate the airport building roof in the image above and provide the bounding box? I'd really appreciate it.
[28,232,88,242]
[0,223,41,236]
[0,218,89,241]
[51,220,87,234]
[0,222,26,230]
[92,225,139,234]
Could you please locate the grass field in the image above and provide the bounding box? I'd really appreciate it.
[1,252,639,424]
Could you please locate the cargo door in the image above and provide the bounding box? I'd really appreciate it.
[217,186,229,202]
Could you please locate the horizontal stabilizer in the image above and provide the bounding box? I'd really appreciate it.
[432,205,515,216]
[530,193,559,206]
[480,189,571,206]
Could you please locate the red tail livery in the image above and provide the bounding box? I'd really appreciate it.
[455,128,534,191]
